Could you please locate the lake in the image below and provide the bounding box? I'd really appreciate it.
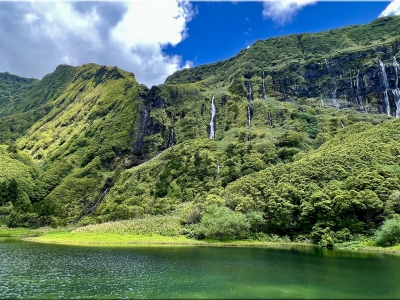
[1,238,400,298]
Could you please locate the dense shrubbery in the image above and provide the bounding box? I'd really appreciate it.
[374,215,400,246]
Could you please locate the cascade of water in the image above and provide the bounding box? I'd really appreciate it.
[247,105,251,129]
[356,70,367,113]
[209,95,216,139]
[325,59,330,75]
[166,128,174,148]
[393,56,400,118]
[279,78,286,101]
[217,164,220,174]
[325,59,339,109]
[332,78,339,109]
[394,56,399,89]
[245,81,253,101]
[340,120,344,128]
[262,71,267,100]
[379,60,391,116]
[349,69,355,99]
[268,111,273,128]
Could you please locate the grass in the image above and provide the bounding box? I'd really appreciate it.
[0,225,67,237]
[75,214,183,236]
[4,223,400,254]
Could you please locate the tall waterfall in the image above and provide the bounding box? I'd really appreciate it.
[268,111,273,128]
[393,56,400,118]
[262,71,267,100]
[247,105,251,130]
[166,128,174,148]
[356,70,366,113]
[209,95,216,139]
[349,69,355,99]
[217,164,220,174]
[332,78,339,109]
[245,81,253,101]
[340,120,344,128]
[325,59,338,108]
[379,60,391,116]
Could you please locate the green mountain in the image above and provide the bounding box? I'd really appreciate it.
[0,16,400,245]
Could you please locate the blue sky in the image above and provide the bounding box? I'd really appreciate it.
[165,1,390,68]
[0,1,398,87]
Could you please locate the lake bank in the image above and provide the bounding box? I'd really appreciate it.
[2,225,400,254]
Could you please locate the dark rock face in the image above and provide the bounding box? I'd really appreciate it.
[270,55,400,116]
[151,97,166,108]
[147,118,165,135]
[133,107,149,154]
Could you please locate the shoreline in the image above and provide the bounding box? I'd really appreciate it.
[2,226,400,255]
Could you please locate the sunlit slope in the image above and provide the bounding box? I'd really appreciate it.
[223,119,400,238]
[10,64,148,222]
[92,96,391,223]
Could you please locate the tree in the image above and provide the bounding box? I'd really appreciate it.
[196,205,250,240]
[374,215,400,246]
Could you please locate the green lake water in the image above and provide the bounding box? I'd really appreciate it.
[1,238,400,299]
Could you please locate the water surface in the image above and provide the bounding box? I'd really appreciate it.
[1,238,399,298]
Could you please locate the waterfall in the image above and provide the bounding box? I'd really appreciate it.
[340,120,344,128]
[325,59,338,109]
[166,128,174,148]
[356,70,366,113]
[262,71,267,100]
[394,56,399,88]
[217,164,220,174]
[245,81,253,101]
[379,60,391,116]
[268,111,273,128]
[393,56,400,118]
[209,95,216,139]
[247,105,251,129]
[332,78,339,109]
[325,59,330,75]
[349,69,355,99]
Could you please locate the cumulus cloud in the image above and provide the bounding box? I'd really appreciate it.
[0,1,195,87]
[262,0,317,25]
[380,0,400,17]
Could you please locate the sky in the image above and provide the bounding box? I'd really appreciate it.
[0,1,399,87]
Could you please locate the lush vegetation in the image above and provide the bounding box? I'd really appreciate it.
[1,17,400,250]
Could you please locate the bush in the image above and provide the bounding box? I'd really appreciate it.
[374,215,400,247]
[196,205,250,240]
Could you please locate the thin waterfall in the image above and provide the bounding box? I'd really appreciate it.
[268,111,273,128]
[247,105,251,130]
[356,70,366,113]
[340,120,344,128]
[379,60,391,116]
[349,69,355,99]
[393,56,400,118]
[166,128,174,148]
[325,59,330,75]
[217,164,220,174]
[245,81,253,101]
[332,78,339,109]
[262,71,267,100]
[209,95,216,139]
[325,59,338,109]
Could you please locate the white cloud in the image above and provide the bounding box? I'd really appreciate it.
[0,1,196,87]
[380,0,400,17]
[262,0,317,25]
[182,60,193,69]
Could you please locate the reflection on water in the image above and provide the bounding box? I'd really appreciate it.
[1,240,400,299]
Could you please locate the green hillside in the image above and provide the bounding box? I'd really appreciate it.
[0,16,399,247]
